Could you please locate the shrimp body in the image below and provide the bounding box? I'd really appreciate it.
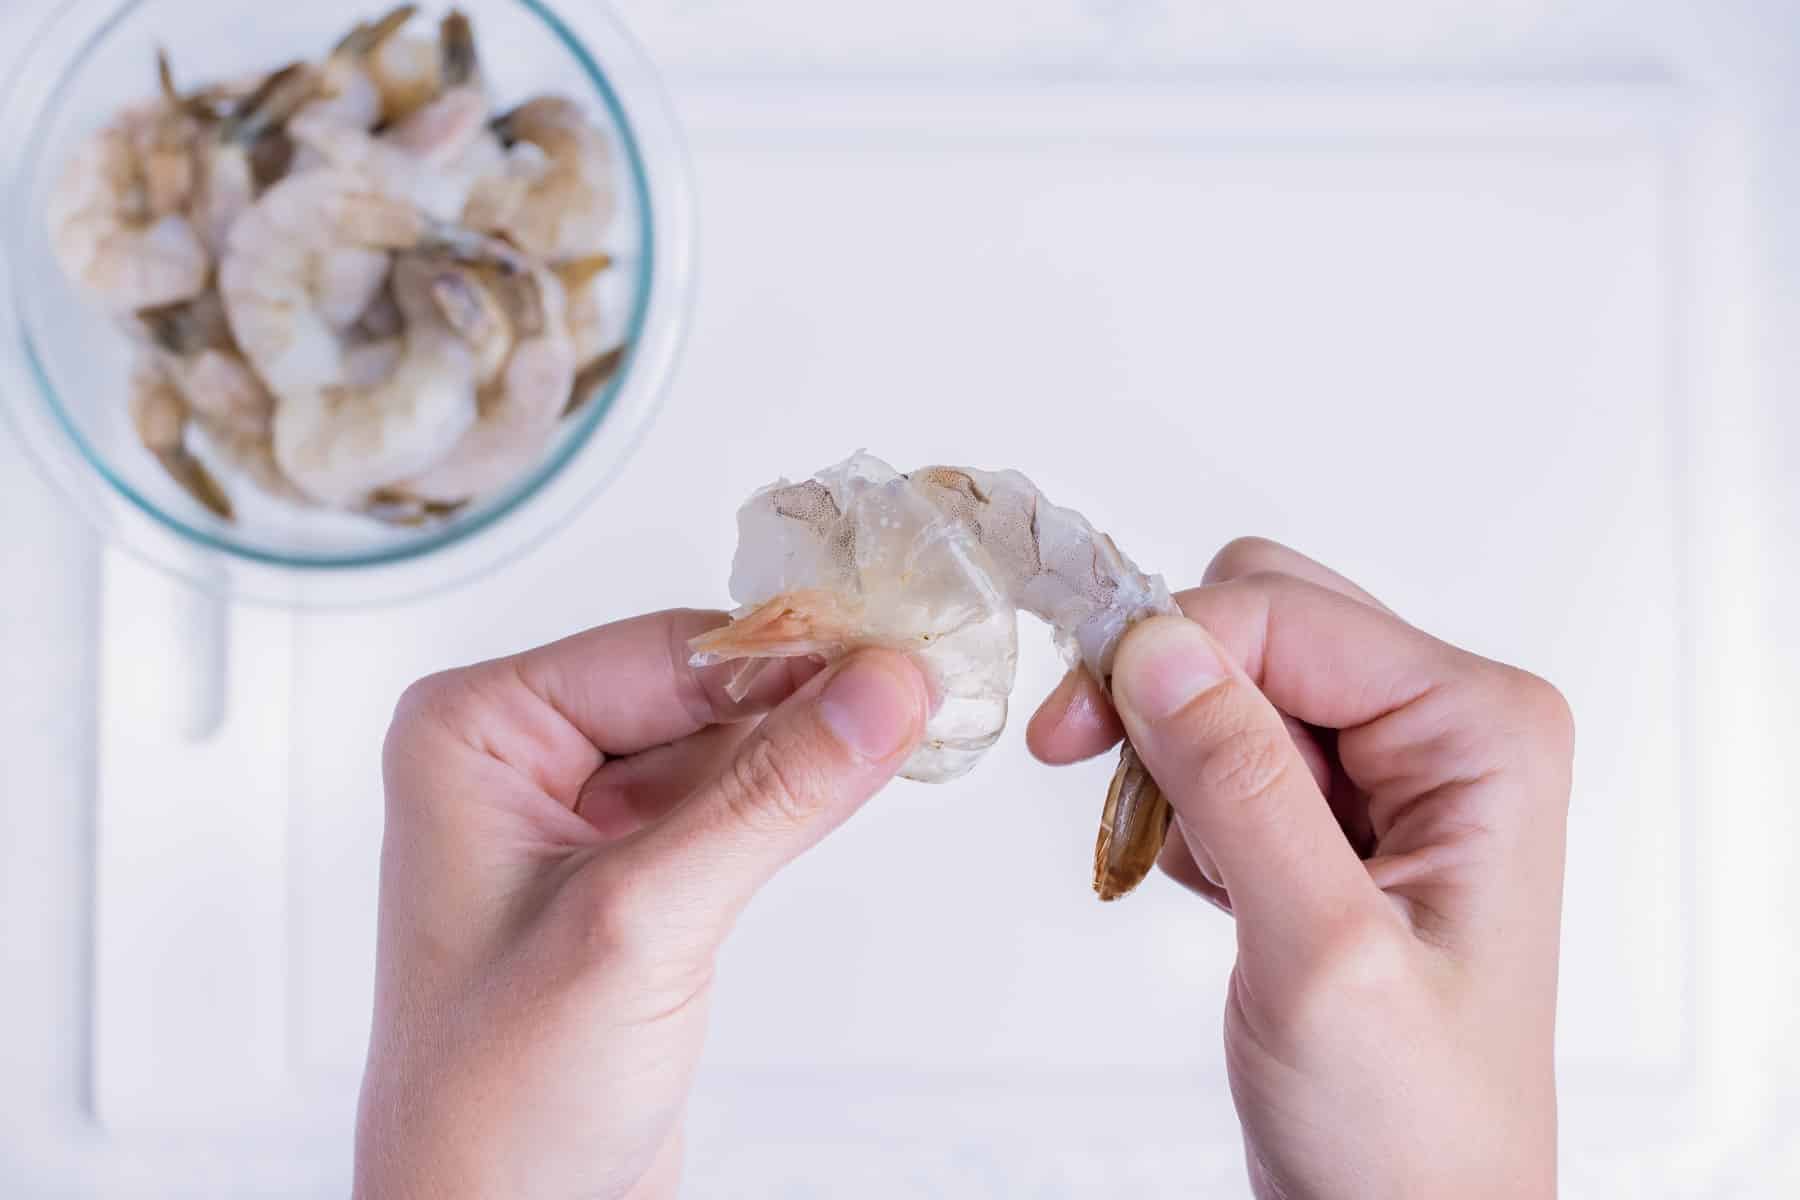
[289,13,490,223]
[134,291,306,506]
[690,454,1022,783]
[49,103,209,311]
[396,259,576,503]
[291,4,418,135]
[690,453,1180,899]
[219,169,483,506]
[369,8,478,124]
[129,353,232,519]
[190,62,318,257]
[469,97,614,260]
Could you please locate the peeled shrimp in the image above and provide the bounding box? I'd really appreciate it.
[467,97,613,260]
[289,14,490,222]
[183,59,318,256]
[547,254,622,417]
[134,292,306,505]
[689,453,1180,901]
[49,99,209,311]
[129,354,232,520]
[394,257,575,502]
[219,169,486,505]
[291,5,418,134]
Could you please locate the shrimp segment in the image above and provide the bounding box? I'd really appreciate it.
[219,169,495,505]
[49,101,209,311]
[290,12,491,222]
[690,453,1179,900]
[394,257,576,502]
[294,4,418,134]
[470,97,614,259]
[129,353,233,520]
[135,292,308,506]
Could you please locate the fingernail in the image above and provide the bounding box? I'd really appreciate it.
[819,655,920,760]
[1115,616,1229,721]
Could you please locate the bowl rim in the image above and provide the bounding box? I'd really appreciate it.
[0,0,695,603]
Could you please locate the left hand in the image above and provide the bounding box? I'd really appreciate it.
[354,609,928,1199]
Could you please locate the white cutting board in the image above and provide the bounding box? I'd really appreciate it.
[85,77,1791,1196]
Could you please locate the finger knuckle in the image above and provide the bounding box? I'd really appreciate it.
[566,859,663,961]
[1207,536,1276,578]
[381,671,469,788]
[1528,675,1576,753]
[1191,710,1295,817]
[388,671,449,735]
[1493,665,1577,759]
[720,735,826,832]
[1275,914,1417,1041]
[387,668,481,740]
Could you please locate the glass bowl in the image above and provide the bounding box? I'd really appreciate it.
[0,0,693,605]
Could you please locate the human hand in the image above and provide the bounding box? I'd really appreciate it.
[1028,538,1573,1199]
[354,610,928,1199]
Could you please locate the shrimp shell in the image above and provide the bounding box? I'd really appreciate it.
[689,453,1180,898]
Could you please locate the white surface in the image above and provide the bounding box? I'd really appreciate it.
[93,550,296,1131]
[4,1,1800,1196]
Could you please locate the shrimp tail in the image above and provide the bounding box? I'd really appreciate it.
[219,62,318,145]
[334,5,418,59]
[551,254,612,292]
[564,344,625,418]
[155,447,234,522]
[687,590,857,669]
[1093,740,1174,901]
[441,10,478,87]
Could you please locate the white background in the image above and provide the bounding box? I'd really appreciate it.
[4,0,1799,1196]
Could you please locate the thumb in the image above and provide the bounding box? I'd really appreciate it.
[610,648,928,933]
[1111,615,1379,956]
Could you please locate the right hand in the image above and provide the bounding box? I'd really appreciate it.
[1029,538,1574,1199]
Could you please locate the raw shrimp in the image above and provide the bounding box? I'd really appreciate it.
[393,256,575,502]
[549,254,622,417]
[219,169,490,505]
[129,354,232,520]
[688,453,1180,901]
[49,99,209,310]
[468,96,613,260]
[366,6,478,123]
[289,13,490,222]
[291,5,418,134]
[180,58,319,255]
[135,293,307,504]
[553,254,610,365]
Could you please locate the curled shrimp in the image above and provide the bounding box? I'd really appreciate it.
[689,453,1180,901]
[289,12,490,222]
[291,4,418,135]
[129,353,233,520]
[134,292,308,506]
[219,169,493,506]
[49,97,209,311]
[175,57,319,256]
[543,254,625,418]
[391,256,575,503]
[467,96,614,260]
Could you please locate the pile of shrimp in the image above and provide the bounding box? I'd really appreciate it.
[48,5,627,524]
[690,452,1182,901]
